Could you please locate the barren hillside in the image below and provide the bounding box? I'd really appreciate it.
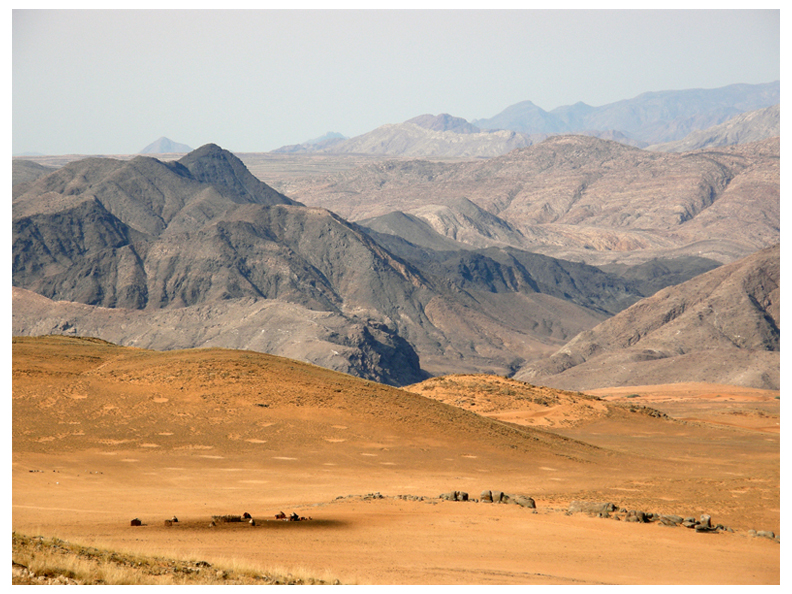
[516,244,780,390]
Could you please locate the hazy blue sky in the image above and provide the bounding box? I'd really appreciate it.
[12,9,780,155]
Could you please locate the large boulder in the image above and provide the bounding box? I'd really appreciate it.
[514,495,536,509]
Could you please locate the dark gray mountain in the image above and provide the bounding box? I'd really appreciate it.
[14,143,665,382]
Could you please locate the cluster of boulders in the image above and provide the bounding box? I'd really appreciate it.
[395,494,426,502]
[439,491,469,501]
[481,490,536,508]
[567,501,736,533]
[273,511,311,521]
[437,489,536,509]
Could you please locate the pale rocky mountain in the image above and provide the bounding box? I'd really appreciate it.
[272,113,518,156]
[139,136,193,154]
[272,112,647,158]
[646,105,780,152]
[13,143,655,382]
[475,81,779,144]
[308,121,535,157]
[273,132,347,154]
[404,113,482,134]
[279,135,779,266]
[515,244,780,390]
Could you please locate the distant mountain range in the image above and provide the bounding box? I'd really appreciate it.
[645,104,780,152]
[139,137,193,154]
[274,81,779,157]
[277,135,780,266]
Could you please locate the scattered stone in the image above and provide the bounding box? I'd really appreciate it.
[514,496,536,509]
[756,530,776,539]
[171,516,179,523]
[164,520,173,527]
[249,518,256,526]
[243,512,252,520]
[481,490,493,503]
[440,491,469,502]
[211,515,243,523]
[568,501,616,515]
[130,518,142,527]
[699,514,712,529]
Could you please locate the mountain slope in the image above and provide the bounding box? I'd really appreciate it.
[14,143,656,382]
[280,135,779,265]
[646,104,780,152]
[515,244,780,390]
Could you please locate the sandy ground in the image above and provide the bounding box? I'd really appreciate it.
[12,337,780,584]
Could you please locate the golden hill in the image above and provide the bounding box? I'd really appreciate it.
[12,336,598,466]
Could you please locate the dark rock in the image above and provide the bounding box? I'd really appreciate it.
[130,518,142,527]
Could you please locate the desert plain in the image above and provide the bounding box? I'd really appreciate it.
[12,336,780,585]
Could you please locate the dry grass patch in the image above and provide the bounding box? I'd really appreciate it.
[12,533,340,585]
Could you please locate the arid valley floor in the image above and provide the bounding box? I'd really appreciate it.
[12,336,780,585]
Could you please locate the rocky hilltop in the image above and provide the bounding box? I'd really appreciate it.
[516,244,780,390]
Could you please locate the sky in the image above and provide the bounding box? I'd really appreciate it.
[12,9,781,155]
